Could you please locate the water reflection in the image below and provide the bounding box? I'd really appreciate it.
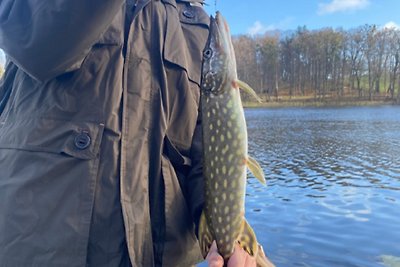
[244,106,400,267]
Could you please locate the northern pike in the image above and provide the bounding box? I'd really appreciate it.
[199,11,275,267]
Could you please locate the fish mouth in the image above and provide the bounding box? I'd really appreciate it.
[208,12,230,52]
[211,11,235,66]
[215,11,230,43]
[201,11,236,96]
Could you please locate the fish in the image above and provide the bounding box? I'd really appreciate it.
[198,11,275,267]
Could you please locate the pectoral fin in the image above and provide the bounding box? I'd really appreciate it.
[199,211,213,258]
[236,79,262,103]
[247,156,266,185]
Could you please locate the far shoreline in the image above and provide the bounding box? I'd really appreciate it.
[242,96,398,108]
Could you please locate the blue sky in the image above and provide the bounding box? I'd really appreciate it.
[204,0,400,35]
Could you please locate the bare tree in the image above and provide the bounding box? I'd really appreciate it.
[256,34,280,99]
[229,23,400,104]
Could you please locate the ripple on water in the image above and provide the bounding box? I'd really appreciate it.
[243,106,400,266]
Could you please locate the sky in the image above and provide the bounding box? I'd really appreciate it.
[204,0,400,35]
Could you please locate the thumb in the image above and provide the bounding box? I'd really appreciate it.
[206,241,224,267]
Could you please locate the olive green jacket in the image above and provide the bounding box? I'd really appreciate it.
[0,0,209,266]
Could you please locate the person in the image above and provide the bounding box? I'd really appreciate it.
[0,1,270,266]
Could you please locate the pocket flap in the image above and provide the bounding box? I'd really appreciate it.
[163,2,209,86]
[0,117,104,160]
[178,2,209,26]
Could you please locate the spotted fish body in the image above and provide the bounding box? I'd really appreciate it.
[199,12,274,267]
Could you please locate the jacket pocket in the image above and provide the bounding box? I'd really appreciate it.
[0,117,105,266]
[163,135,192,196]
[164,135,192,167]
[0,117,104,159]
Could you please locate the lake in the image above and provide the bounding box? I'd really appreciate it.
[199,105,400,267]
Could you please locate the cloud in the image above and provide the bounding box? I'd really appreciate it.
[247,18,294,36]
[247,21,269,36]
[318,0,370,15]
[383,21,400,30]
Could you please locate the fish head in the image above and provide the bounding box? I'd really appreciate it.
[201,11,237,97]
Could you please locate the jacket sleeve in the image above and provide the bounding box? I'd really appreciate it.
[0,0,124,82]
[186,111,204,235]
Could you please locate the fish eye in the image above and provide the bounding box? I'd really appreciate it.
[203,49,213,59]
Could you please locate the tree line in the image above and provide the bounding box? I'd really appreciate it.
[233,25,400,103]
[1,25,400,104]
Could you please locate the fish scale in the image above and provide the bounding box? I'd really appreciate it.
[199,11,275,267]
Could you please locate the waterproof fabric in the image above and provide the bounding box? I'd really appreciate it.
[0,0,209,266]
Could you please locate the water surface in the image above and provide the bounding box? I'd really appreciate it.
[244,106,400,267]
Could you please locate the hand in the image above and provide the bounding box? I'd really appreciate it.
[206,241,256,267]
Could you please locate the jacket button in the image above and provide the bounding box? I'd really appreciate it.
[74,132,91,150]
[183,9,195,19]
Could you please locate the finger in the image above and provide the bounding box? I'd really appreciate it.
[227,243,246,267]
[206,241,224,267]
[244,252,257,267]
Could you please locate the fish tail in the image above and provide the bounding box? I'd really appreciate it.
[256,244,276,267]
[237,219,258,257]
[238,219,276,267]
